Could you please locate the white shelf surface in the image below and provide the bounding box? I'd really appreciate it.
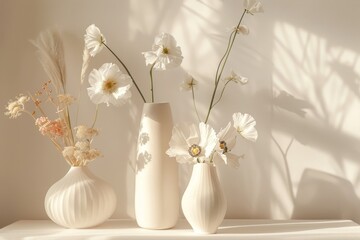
[1,219,360,240]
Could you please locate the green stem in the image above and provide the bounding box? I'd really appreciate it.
[103,43,147,103]
[191,86,201,123]
[212,80,231,109]
[204,9,247,123]
[150,63,155,103]
[215,31,236,84]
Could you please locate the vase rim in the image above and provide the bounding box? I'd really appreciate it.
[143,102,169,105]
[69,165,88,168]
[194,163,216,168]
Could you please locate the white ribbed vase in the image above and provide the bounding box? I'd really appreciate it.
[135,103,179,229]
[44,166,117,228]
[182,163,227,234]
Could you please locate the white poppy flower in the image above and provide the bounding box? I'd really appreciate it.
[213,122,242,168]
[87,63,132,106]
[233,112,258,142]
[84,24,106,57]
[225,71,248,84]
[180,73,198,91]
[143,32,183,70]
[166,122,218,164]
[244,0,264,15]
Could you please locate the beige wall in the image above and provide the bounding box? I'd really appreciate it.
[1,0,360,228]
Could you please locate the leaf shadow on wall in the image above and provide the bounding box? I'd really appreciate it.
[329,61,360,100]
[292,169,360,223]
[135,121,152,173]
[270,1,360,221]
[273,91,313,118]
[269,90,313,216]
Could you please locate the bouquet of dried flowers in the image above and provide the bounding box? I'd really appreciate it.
[166,0,263,167]
[5,30,133,166]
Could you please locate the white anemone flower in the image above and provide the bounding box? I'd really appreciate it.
[244,0,264,15]
[225,71,248,84]
[84,24,106,57]
[233,112,258,142]
[180,73,198,91]
[214,122,242,168]
[87,63,132,106]
[166,122,219,164]
[143,32,183,70]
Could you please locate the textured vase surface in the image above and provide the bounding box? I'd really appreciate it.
[182,163,227,234]
[45,166,117,228]
[135,102,179,229]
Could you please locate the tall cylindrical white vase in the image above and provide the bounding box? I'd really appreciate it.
[182,163,227,234]
[135,102,180,229]
[44,166,117,228]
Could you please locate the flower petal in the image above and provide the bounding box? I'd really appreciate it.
[233,112,258,142]
[217,122,237,150]
[84,24,106,57]
[87,63,132,106]
[166,123,197,164]
[144,32,183,70]
[198,122,218,158]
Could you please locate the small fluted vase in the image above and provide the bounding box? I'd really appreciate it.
[135,102,179,229]
[182,163,227,234]
[44,166,117,228]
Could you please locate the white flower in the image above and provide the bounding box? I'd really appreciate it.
[62,146,76,162]
[180,73,198,91]
[75,125,98,140]
[87,149,101,161]
[233,112,258,142]
[225,71,248,84]
[84,24,106,57]
[166,122,218,164]
[4,94,30,119]
[143,32,183,70]
[75,141,90,152]
[87,63,132,106]
[213,122,242,168]
[244,0,264,15]
[235,25,250,35]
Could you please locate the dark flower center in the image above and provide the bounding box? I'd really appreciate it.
[188,144,202,157]
[102,79,118,94]
[219,140,228,154]
[162,47,169,54]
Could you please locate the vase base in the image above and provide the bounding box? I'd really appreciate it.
[136,220,177,230]
[193,229,217,234]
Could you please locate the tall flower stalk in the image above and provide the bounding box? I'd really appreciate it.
[84,24,146,103]
[84,26,183,103]
[143,32,184,103]
[178,0,262,123]
[168,0,263,168]
[204,10,247,123]
[102,43,146,103]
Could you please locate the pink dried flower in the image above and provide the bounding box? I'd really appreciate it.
[35,117,65,138]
